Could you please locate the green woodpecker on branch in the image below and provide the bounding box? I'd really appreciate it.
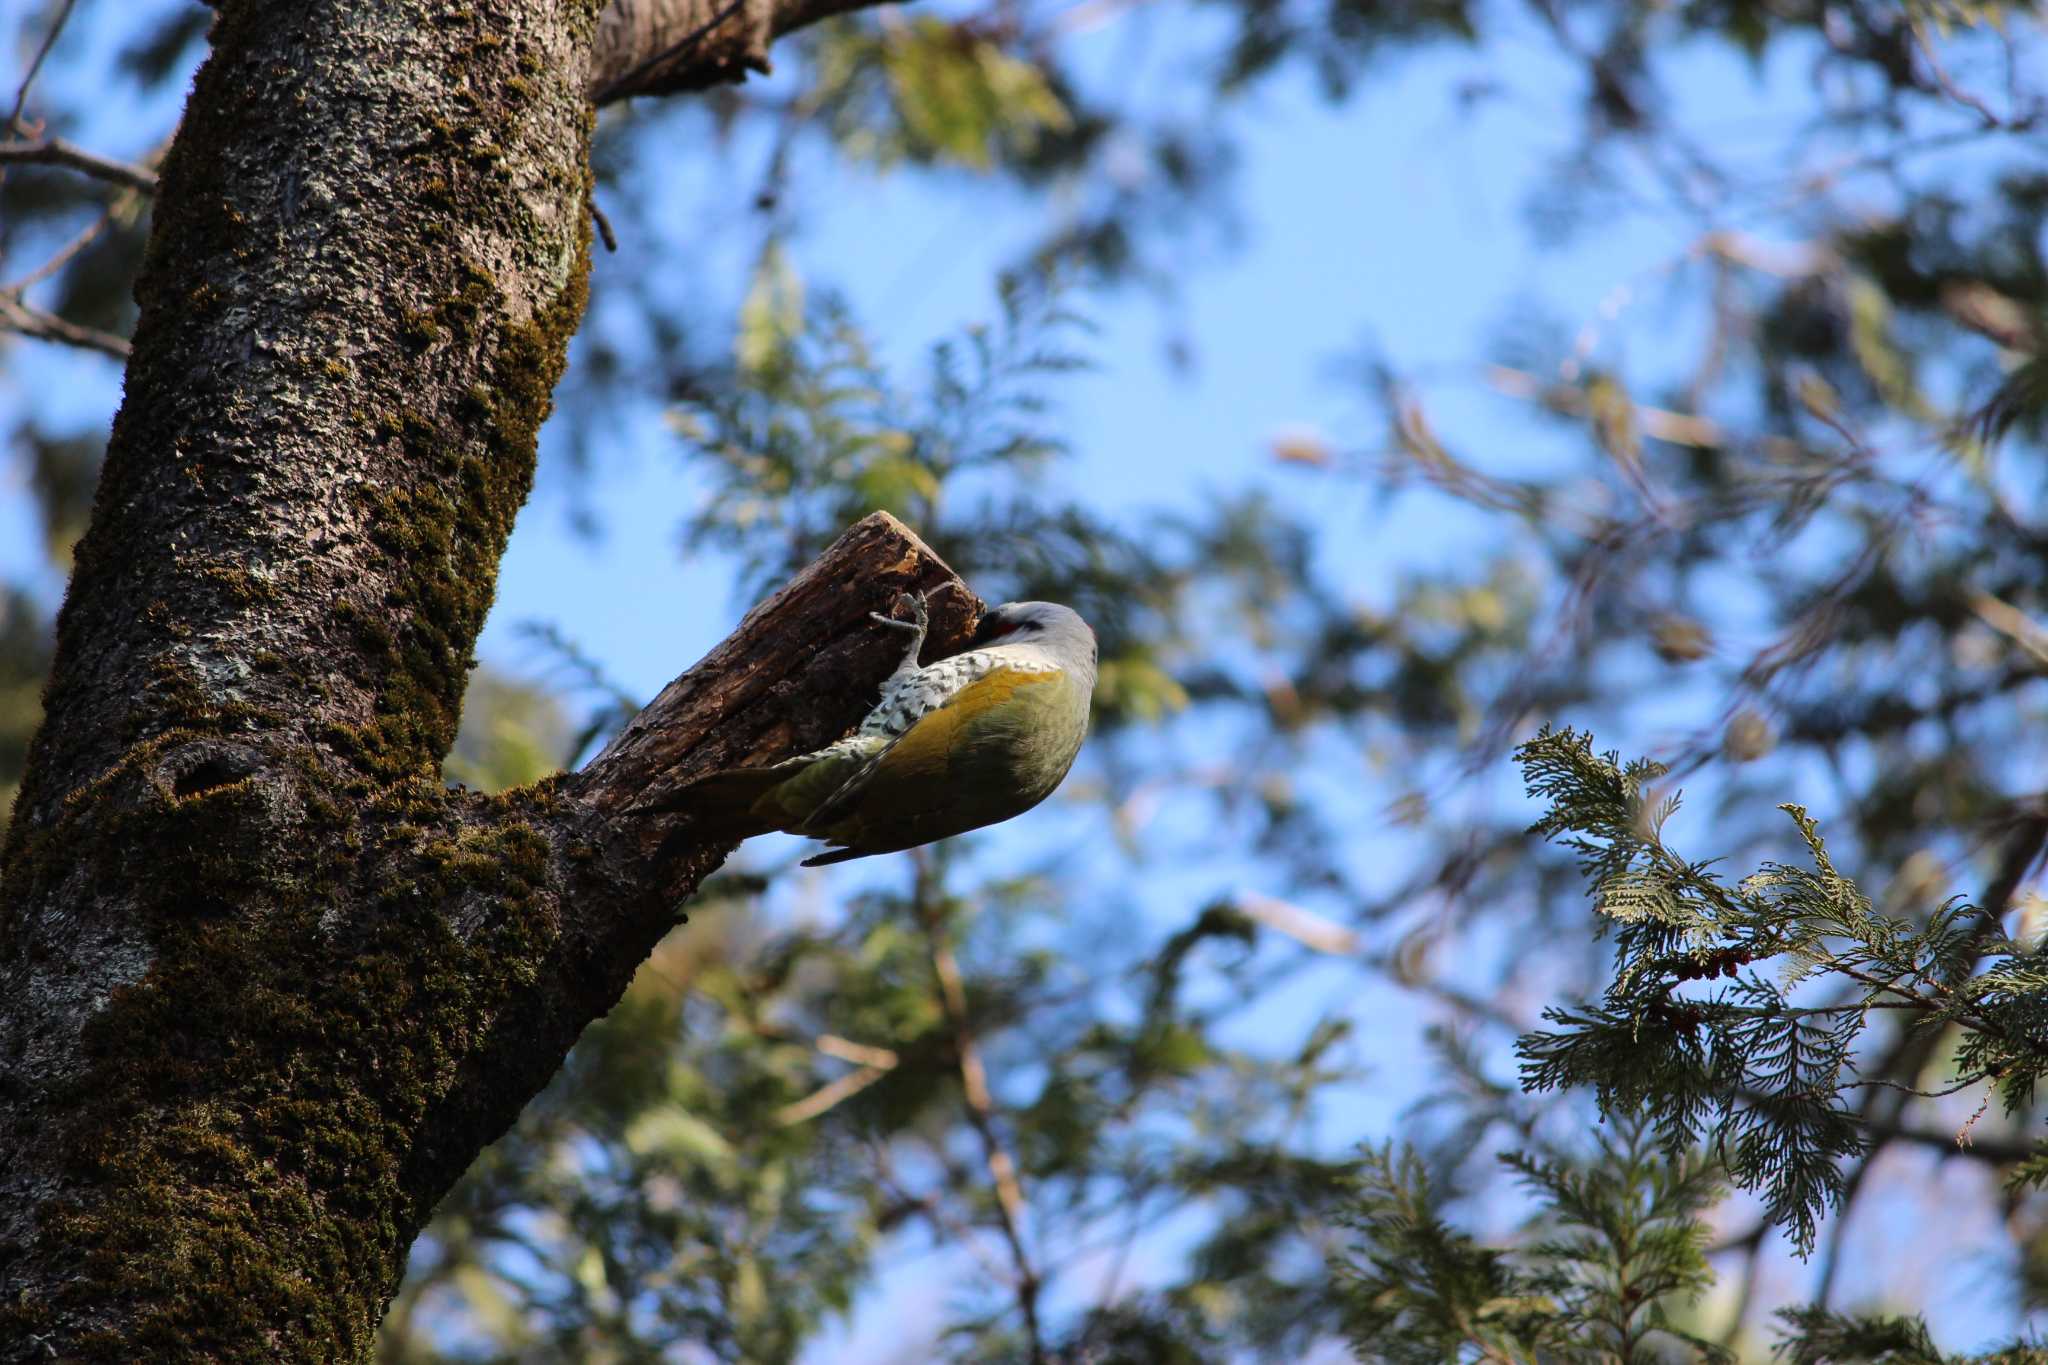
[674,594,1097,865]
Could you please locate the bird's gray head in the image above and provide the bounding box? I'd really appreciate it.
[971,601,1097,676]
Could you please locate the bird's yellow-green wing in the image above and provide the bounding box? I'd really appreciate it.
[746,738,882,829]
[798,666,1063,840]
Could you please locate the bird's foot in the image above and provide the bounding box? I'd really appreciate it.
[869,591,928,634]
[871,591,929,674]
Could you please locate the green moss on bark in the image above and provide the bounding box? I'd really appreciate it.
[338,212,592,790]
[1,756,571,1359]
[46,218,611,1354]
[1,2,610,1356]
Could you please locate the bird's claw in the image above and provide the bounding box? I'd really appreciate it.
[869,590,929,634]
[873,591,930,677]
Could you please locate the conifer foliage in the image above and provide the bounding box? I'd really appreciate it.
[1326,729,2048,1361]
[1514,728,2047,1254]
[1334,1130,1729,1364]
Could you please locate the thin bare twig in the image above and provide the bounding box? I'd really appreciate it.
[5,131,167,296]
[0,136,158,194]
[869,1140,1015,1286]
[1908,19,2005,130]
[1979,809,2048,926]
[6,0,78,135]
[7,203,113,293]
[1858,1115,2034,1164]
[0,291,128,358]
[816,1033,899,1069]
[1235,891,1359,955]
[774,1063,892,1126]
[773,1033,901,1125]
[915,855,1046,1365]
[1712,1221,1769,1347]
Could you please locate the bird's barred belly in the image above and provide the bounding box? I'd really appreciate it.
[857,649,1059,739]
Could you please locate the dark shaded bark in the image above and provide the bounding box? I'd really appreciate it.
[0,0,947,1359]
[591,0,885,102]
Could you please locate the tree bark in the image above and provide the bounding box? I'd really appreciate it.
[0,0,952,1358]
[590,0,885,102]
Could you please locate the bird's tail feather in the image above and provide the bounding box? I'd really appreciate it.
[653,763,801,839]
[799,844,874,868]
[643,736,883,843]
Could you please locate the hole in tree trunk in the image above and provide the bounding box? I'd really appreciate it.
[159,743,264,800]
[171,757,251,798]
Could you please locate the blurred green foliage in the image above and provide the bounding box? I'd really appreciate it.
[9,0,2048,1359]
[1333,1128,1730,1364]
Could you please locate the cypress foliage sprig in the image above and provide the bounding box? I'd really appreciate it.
[1512,727,2045,1257]
[1330,1125,1730,1364]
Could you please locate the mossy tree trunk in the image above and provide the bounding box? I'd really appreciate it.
[0,1,947,1359]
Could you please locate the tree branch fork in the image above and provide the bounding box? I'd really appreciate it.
[0,0,946,1348]
[1,0,897,358]
[0,513,977,1358]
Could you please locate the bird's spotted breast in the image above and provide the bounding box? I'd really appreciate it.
[857,647,1060,740]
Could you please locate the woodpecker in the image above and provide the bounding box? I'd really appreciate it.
[679,594,1096,865]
